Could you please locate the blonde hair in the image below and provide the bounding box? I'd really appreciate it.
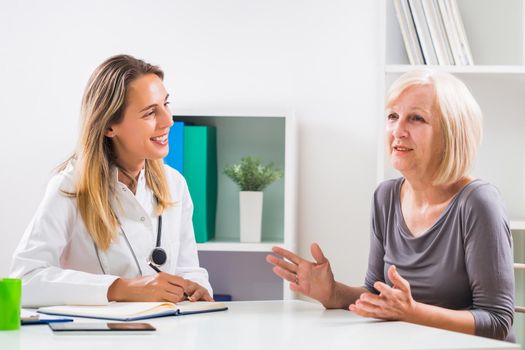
[62,54,172,250]
[386,69,482,186]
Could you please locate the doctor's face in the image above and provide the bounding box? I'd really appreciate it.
[106,73,173,171]
[385,85,444,181]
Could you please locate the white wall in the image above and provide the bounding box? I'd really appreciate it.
[0,0,380,289]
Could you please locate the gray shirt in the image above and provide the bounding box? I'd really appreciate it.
[365,178,515,341]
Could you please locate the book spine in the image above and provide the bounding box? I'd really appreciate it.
[438,0,463,65]
[421,0,453,65]
[206,127,218,243]
[432,0,455,65]
[394,0,425,65]
[183,126,217,243]
[164,120,185,174]
[408,0,438,65]
[449,0,474,65]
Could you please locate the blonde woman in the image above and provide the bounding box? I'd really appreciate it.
[267,69,515,341]
[10,54,213,306]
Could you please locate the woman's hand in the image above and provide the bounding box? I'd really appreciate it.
[107,272,211,303]
[266,243,336,307]
[349,265,417,321]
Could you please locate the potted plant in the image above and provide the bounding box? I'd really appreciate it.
[224,156,283,243]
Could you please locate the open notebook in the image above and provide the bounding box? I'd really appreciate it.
[38,301,228,321]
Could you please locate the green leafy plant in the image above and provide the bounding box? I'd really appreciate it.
[224,156,283,191]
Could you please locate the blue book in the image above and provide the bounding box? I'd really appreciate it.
[164,121,184,174]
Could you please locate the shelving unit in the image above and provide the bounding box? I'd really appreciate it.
[174,113,297,301]
[382,0,525,344]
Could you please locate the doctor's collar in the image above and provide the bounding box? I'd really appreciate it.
[112,164,146,190]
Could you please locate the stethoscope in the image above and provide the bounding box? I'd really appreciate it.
[94,215,167,276]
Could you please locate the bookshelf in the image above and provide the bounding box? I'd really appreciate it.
[382,0,525,344]
[173,113,297,301]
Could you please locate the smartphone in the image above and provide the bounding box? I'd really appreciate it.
[48,322,156,334]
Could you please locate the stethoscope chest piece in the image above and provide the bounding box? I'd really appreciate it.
[149,247,167,268]
[96,214,167,275]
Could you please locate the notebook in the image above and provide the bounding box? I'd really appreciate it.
[37,301,228,321]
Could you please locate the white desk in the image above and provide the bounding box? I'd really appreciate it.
[0,300,520,350]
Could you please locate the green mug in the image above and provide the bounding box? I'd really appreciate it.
[0,278,22,330]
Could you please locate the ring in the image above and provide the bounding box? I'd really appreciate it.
[295,274,298,284]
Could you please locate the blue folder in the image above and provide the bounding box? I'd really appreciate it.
[164,121,185,173]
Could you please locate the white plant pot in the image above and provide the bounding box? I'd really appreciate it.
[239,191,263,243]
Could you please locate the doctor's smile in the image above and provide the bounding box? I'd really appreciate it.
[150,133,169,146]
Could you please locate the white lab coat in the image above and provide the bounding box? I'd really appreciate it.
[9,160,212,307]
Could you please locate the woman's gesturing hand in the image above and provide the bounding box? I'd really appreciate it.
[349,265,417,321]
[108,272,212,303]
[266,243,336,307]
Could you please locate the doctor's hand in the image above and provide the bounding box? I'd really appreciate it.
[184,279,214,302]
[266,243,336,307]
[107,272,211,303]
[349,265,417,321]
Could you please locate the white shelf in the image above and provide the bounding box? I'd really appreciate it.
[197,240,283,252]
[511,221,525,231]
[385,65,525,75]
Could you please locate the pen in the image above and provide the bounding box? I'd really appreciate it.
[148,262,161,273]
[148,262,190,300]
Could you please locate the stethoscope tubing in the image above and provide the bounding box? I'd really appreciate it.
[95,215,164,276]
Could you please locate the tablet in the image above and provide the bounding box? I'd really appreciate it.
[48,322,156,335]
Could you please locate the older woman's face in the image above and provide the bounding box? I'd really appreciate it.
[385,84,444,181]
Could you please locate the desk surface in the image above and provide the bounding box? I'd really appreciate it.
[0,300,520,350]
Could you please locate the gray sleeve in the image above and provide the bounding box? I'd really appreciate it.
[364,187,386,294]
[463,185,515,340]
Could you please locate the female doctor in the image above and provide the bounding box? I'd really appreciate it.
[10,54,213,307]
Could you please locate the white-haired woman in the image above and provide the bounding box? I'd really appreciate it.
[10,54,213,306]
[267,69,515,341]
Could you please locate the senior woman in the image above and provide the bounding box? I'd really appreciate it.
[266,69,515,341]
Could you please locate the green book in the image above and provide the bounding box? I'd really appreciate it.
[183,126,217,243]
